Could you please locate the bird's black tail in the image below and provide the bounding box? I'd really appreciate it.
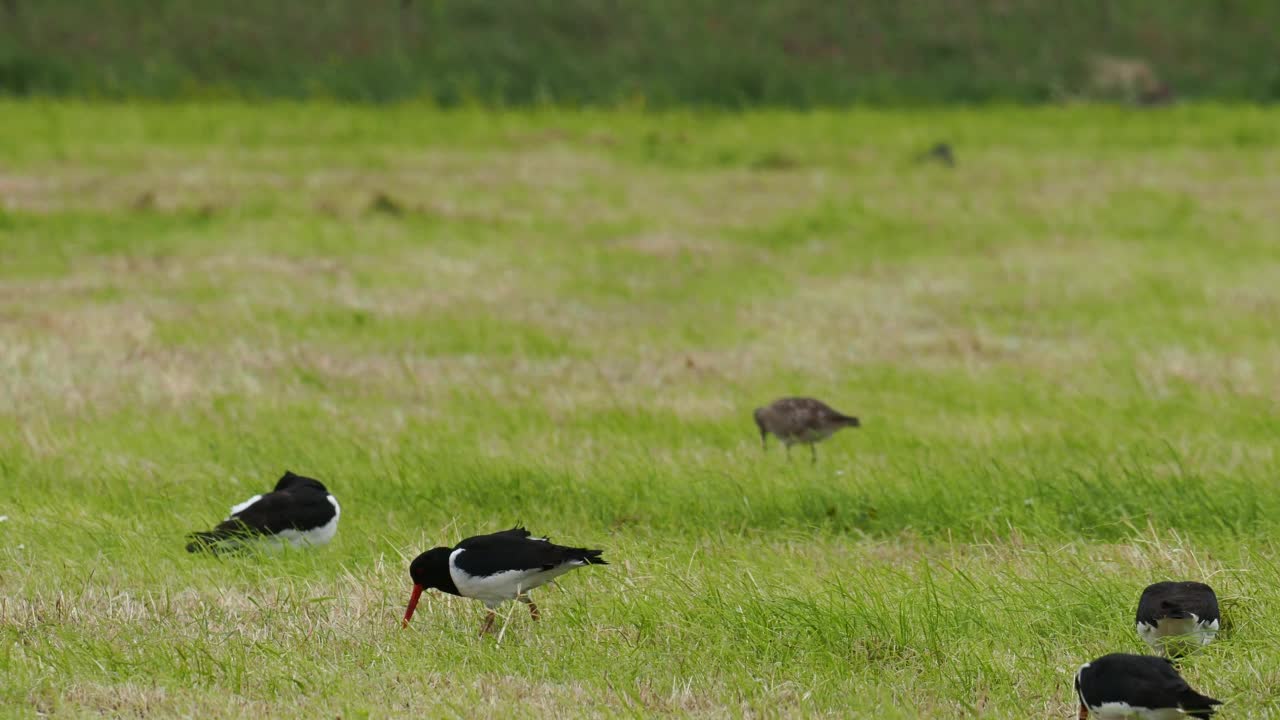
[1181,690,1222,718]
[570,547,608,566]
[185,528,248,554]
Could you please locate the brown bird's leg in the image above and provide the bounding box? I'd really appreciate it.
[760,430,768,451]
[518,595,540,620]
[785,444,792,461]
[810,444,817,464]
[1077,704,1088,720]
[479,610,496,636]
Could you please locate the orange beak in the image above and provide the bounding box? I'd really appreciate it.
[402,584,424,628]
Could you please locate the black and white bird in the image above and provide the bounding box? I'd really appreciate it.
[1075,653,1221,719]
[402,526,607,635]
[1136,581,1220,655]
[753,397,861,463]
[185,470,340,554]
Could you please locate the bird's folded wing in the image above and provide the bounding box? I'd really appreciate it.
[457,535,577,574]
[215,491,334,536]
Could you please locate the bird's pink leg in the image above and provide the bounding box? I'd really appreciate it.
[479,610,496,636]
[518,595,540,620]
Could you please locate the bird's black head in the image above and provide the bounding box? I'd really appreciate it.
[409,548,455,591]
[402,547,458,627]
[274,470,329,494]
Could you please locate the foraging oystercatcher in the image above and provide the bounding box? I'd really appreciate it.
[753,397,861,463]
[1075,653,1221,719]
[1136,581,1220,655]
[185,470,340,554]
[402,526,606,635]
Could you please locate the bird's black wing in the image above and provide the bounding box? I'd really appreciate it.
[1106,658,1195,709]
[1137,665,1201,709]
[456,531,605,576]
[225,489,335,534]
[1172,582,1220,622]
[1136,583,1167,625]
[1137,582,1220,624]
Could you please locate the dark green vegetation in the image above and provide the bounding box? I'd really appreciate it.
[2,103,1279,717]
[3,0,1280,104]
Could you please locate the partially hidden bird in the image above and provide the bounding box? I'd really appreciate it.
[1135,581,1221,656]
[186,470,340,554]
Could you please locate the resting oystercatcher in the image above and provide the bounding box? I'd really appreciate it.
[402,526,606,635]
[753,397,861,463]
[1075,653,1221,719]
[1136,581,1221,655]
[185,470,340,554]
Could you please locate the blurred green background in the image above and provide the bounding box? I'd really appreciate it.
[2,0,1278,105]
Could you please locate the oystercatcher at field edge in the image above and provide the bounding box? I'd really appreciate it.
[753,397,860,463]
[402,526,607,635]
[186,470,340,554]
[1075,653,1221,719]
[1136,581,1221,655]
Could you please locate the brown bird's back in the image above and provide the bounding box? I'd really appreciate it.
[753,397,860,462]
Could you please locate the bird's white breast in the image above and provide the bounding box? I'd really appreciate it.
[1088,704,1183,720]
[1137,614,1218,650]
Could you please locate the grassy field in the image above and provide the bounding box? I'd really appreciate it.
[2,102,1279,718]
[5,1,1280,104]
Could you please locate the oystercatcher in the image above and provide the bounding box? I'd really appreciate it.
[1075,653,1221,719]
[402,526,607,635]
[753,397,861,463]
[1136,581,1221,655]
[185,470,340,554]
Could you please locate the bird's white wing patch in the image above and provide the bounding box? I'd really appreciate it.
[1137,621,1160,649]
[228,494,263,519]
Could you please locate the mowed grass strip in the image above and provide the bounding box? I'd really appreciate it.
[1,103,1279,717]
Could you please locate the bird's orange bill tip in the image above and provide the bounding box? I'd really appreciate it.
[402,584,424,628]
[1077,705,1088,720]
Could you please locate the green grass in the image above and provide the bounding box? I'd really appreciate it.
[2,102,1280,718]
[4,0,1280,104]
